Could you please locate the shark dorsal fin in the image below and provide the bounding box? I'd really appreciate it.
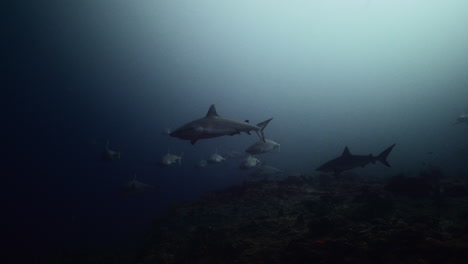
[342,146,351,156]
[206,104,219,118]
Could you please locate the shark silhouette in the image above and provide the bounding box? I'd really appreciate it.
[316,144,396,175]
[169,104,273,145]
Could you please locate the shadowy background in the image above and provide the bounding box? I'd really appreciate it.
[5,0,468,262]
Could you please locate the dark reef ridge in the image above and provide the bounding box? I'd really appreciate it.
[136,170,468,264]
[44,170,468,264]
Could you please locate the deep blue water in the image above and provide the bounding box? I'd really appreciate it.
[5,1,468,262]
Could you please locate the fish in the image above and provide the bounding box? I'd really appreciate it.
[245,139,280,155]
[161,127,172,135]
[195,159,208,168]
[121,174,155,196]
[159,152,183,166]
[208,153,225,163]
[249,165,282,179]
[316,144,396,175]
[101,140,121,161]
[453,113,468,126]
[169,104,273,145]
[224,150,244,159]
[239,155,261,169]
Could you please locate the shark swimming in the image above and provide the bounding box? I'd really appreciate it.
[169,104,273,145]
[316,144,396,175]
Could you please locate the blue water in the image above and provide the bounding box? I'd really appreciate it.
[6,1,468,262]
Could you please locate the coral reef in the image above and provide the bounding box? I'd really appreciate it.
[138,170,468,264]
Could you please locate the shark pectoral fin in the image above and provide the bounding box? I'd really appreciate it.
[191,139,198,145]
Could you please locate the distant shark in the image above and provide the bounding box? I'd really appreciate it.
[169,104,273,145]
[316,144,396,175]
[453,113,468,126]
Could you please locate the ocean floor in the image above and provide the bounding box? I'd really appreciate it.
[45,167,468,264]
[138,168,468,264]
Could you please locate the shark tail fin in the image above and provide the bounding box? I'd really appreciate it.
[376,144,396,167]
[179,152,184,165]
[256,118,273,142]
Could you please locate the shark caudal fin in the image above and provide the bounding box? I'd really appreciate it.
[376,144,396,167]
[256,118,273,142]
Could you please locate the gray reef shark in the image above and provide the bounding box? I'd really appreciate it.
[316,144,396,175]
[169,104,273,145]
[245,139,280,155]
[453,113,468,126]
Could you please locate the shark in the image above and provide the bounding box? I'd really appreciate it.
[453,113,468,126]
[316,144,396,175]
[169,104,273,145]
